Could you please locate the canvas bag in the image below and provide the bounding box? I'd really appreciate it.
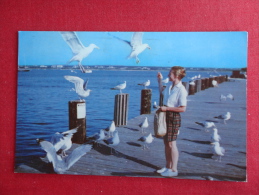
[154,111,167,137]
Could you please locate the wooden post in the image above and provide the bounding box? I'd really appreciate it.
[201,79,206,90]
[69,100,86,144]
[226,75,228,81]
[196,79,202,92]
[140,89,152,115]
[182,82,189,95]
[114,93,129,126]
[189,83,195,95]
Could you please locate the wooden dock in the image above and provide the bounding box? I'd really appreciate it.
[15,78,247,181]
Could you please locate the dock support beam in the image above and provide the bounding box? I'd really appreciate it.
[114,93,129,126]
[140,89,152,115]
[69,100,86,144]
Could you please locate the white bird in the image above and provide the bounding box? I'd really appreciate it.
[104,131,120,154]
[139,117,149,134]
[211,128,221,142]
[189,81,195,85]
[227,93,234,100]
[195,121,216,132]
[212,80,218,87]
[162,78,169,84]
[110,81,126,94]
[153,101,158,109]
[138,80,150,89]
[51,128,78,157]
[220,94,227,101]
[105,121,116,137]
[60,31,99,73]
[37,139,92,174]
[197,74,201,79]
[87,129,106,147]
[214,112,231,124]
[108,32,150,64]
[64,75,91,100]
[211,142,225,162]
[138,133,154,150]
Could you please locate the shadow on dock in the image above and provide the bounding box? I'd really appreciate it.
[182,139,211,145]
[181,151,214,159]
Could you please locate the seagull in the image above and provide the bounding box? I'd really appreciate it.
[214,112,231,124]
[195,121,216,132]
[51,127,78,157]
[211,128,221,142]
[64,75,91,100]
[87,129,106,147]
[139,117,149,134]
[138,80,150,89]
[110,81,126,94]
[138,133,154,150]
[37,139,92,174]
[162,78,169,84]
[105,121,116,137]
[103,131,120,154]
[220,94,227,101]
[108,32,150,64]
[212,80,218,87]
[60,31,99,73]
[227,93,234,100]
[189,81,195,85]
[153,101,158,109]
[211,142,225,162]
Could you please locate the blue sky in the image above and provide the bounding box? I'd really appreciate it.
[18,31,247,68]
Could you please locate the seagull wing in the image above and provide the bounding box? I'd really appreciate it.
[107,32,131,46]
[60,31,85,54]
[39,141,59,165]
[131,32,143,49]
[83,78,89,90]
[64,76,84,93]
[65,144,92,169]
[51,133,63,145]
[61,128,78,135]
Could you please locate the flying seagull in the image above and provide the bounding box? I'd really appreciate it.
[37,139,92,174]
[111,81,126,94]
[60,31,99,73]
[138,80,150,89]
[108,32,151,64]
[64,75,91,100]
[51,127,78,157]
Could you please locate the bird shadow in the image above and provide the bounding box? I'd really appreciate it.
[181,151,214,159]
[204,102,223,104]
[205,119,219,123]
[126,142,142,147]
[181,139,211,145]
[226,163,246,170]
[124,127,140,132]
[186,127,201,131]
[94,144,160,170]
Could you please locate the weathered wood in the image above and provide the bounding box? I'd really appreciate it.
[189,83,195,95]
[205,78,210,89]
[69,100,86,144]
[114,93,129,126]
[140,89,152,115]
[201,79,206,90]
[182,82,189,95]
[209,77,214,87]
[195,79,202,92]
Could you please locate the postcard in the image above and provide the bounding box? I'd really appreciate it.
[15,31,247,181]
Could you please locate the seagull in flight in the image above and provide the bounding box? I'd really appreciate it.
[64,75,91,100]
[110,81,126,94]
[51,127,78,157]
[37,139,92,174]
[195,121,216,132]
[60,31,99,73]
[138,80,150,89]
[108,32,151,64]
[138,133,154,150]
[214,112,231,124]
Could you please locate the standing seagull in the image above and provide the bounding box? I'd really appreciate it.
[153,101,158,109]
[60,31,99,73]
[110,81,126,94]
[214,112,231,124]
[138,80,150,89]
[195,121,216,132]
[211,128,221,142]
[37,139,92,174]
[220,94,227,101]
[212,80,218,87]
[64,75,91,100]
[87,129,106,147]
[138,133,154,150]
[139,117,149,134]
[103,131,120,154]
[227,93,234,100]
[51,127,78,157]
[108,32,151,64]
[105,121,116,137]
[211,142,225,162]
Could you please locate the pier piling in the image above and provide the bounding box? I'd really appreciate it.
[140,89,152,114]
[114,93,129,126]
